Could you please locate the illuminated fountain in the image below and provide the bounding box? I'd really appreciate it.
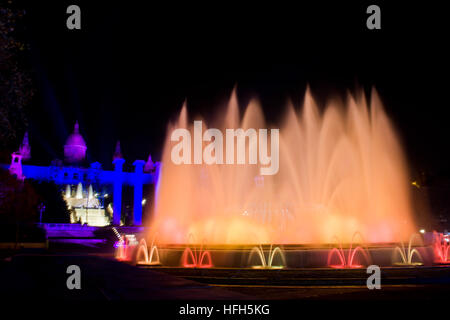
[149,88,416,246]
[114,233,138,262]
[432,231,450,265]
[248,245,286,269]
[181,246,213,268]
[181,234,213,268]
[136,238,161,266]
[327,233,371,268]
[392,233,423,266]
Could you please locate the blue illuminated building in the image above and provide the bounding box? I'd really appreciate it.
[5,122,160,226]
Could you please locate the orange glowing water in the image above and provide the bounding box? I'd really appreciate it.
[149,89,416,244]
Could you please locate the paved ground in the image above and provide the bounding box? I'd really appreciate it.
[0,253,250,300]
[2,240,450,303]
[146,265,450,300]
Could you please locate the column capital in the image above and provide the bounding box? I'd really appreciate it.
[113,158,125,171]
[133,160,146,173]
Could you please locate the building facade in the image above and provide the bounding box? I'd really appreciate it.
[5,122,160,226]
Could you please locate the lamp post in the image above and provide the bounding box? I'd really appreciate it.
[38,203,46,224]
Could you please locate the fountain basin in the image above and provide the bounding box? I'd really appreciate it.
[123,243,436,268]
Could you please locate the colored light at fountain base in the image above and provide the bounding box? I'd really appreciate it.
[181,247,213,268]
[114,242,129,261]
[135,239,162,265]
[182,263,213,268]
[392,233,424,266]
[114,234,139,262]
[251,266,284,269]
[248,245,286,269]
[329,264,363,269]
[327,234,371,269]
[433,231,450,264]
[392,262,423,266]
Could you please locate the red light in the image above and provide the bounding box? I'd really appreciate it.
[327,244,369,269]
[181,247,213,268]
[433,231,450,264]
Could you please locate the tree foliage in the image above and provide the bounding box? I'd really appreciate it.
[28,179,71,223]
[0,169,38,224]
[0,170,71,226]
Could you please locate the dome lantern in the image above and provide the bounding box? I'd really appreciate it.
[64,121,87,164]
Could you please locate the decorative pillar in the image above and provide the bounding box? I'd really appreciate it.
[112,158,125,225]
[9,152,24,180]
[133,160,146,226]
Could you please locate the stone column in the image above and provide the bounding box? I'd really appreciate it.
[132,160,146,226]
[9,152,24,180]
[112,158,125,225]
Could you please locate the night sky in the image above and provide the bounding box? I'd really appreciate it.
[17,1,449,177]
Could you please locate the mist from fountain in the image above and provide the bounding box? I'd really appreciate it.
[149,88,417,245]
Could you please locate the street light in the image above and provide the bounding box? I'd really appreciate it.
[38,203,46,223]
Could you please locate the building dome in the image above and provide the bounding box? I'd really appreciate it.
[64,121,87,164]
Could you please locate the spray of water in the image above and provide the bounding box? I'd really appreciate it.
[149,88,416,244]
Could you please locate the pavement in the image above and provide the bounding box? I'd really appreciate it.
[0,253,250,301]
[2,239,450,303]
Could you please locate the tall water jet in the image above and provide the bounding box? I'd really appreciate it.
[149,88,416,245]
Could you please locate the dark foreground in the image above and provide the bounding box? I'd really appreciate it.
[2,242,450,319]
[1,240,450,302]
[141,265,450,300]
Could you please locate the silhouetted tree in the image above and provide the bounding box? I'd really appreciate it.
[0,169,39,243]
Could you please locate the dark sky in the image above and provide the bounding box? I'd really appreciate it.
[17,1,450,176]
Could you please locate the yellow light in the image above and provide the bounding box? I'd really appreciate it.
[419,229,425,234]
[412,181,420,188]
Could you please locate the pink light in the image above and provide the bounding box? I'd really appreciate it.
[432,231,450,264]
[327,234,370,269]
[115,241,128,261]
[114,235,138,262]
[199,251,213,268]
